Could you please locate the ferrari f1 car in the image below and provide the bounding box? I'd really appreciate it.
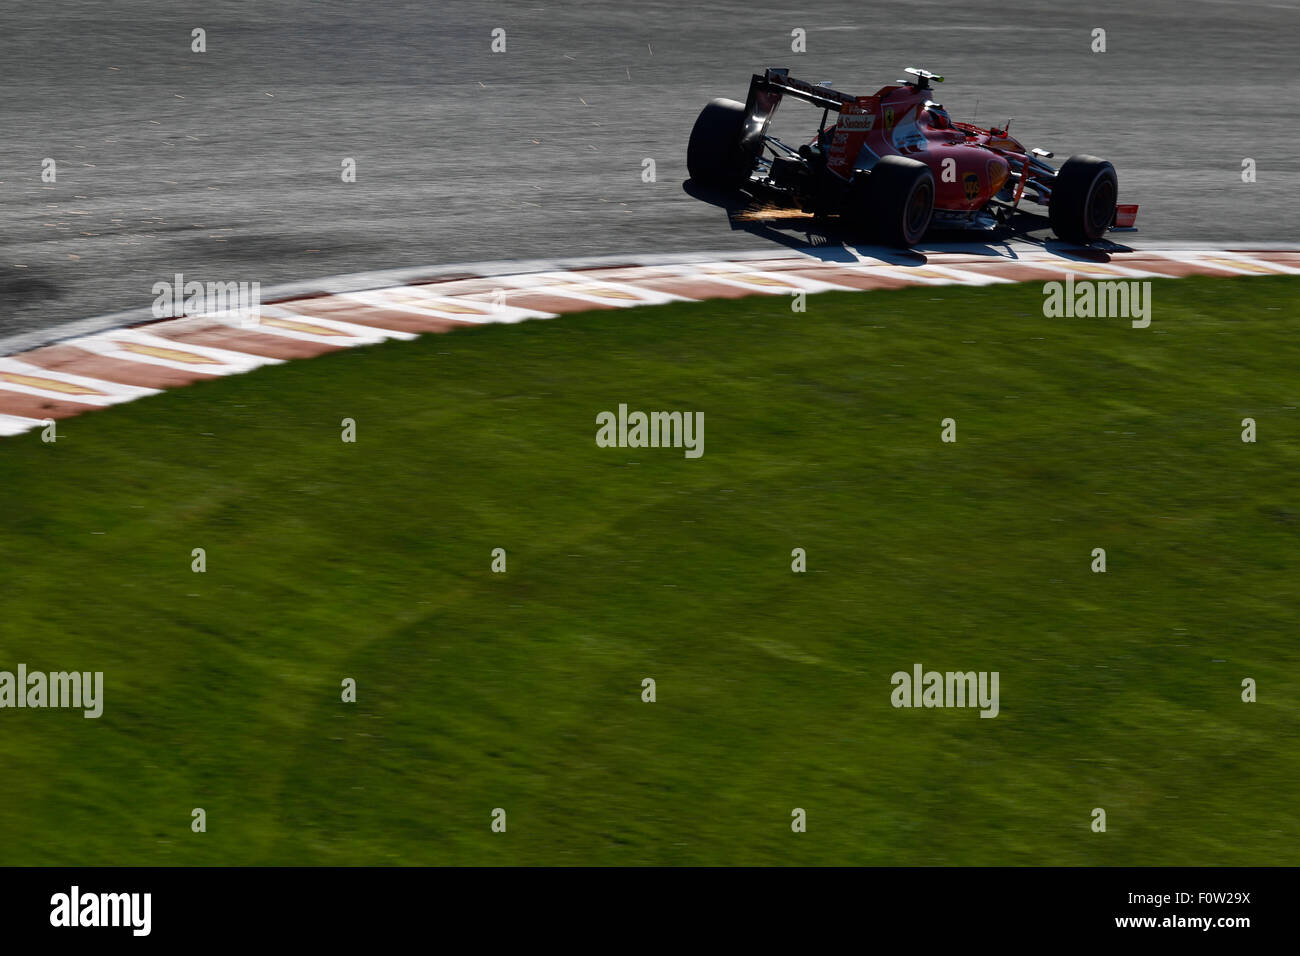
[687,68,1138,248]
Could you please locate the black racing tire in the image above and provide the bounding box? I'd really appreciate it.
[1049,154,1118,245]
[686,98,753,190]
[853,156,935,249]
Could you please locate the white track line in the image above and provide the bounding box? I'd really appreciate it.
[0,413,49,436]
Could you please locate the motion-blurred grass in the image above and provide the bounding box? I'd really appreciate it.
[1,275,1297,865]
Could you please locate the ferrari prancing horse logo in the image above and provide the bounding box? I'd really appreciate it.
[962,172,980,201]
[883,106,895,131]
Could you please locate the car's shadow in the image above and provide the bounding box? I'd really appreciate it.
[682,180,1135,266]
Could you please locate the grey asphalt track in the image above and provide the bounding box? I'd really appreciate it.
[2,0,1298,346]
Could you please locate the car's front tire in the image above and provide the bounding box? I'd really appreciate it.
[687,98,753,190]
[1049,155,1118,245]
[853,156,935,248]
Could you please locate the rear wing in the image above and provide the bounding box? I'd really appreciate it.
[746,68,854,112]
[739,68,854,152]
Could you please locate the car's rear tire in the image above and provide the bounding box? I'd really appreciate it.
[1049,155,1118,245]
[687,98,753,190]
[853,156,935,248]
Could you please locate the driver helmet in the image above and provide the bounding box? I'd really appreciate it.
[926,101,952,129]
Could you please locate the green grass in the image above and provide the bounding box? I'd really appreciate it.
[1,275,1297,865]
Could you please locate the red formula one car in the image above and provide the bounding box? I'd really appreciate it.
[687,67,1138,248]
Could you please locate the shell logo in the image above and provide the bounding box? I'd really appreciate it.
[0,372,104,395]
[705,269,791,288]
[1207,257,1276,274]
[542,280,640,300]
[431,300,490,315]
[570,285,639,300]
[262,316,349,336]
[115,342,220,365]
[735,274,792,287]
[1067,264,1125,276]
